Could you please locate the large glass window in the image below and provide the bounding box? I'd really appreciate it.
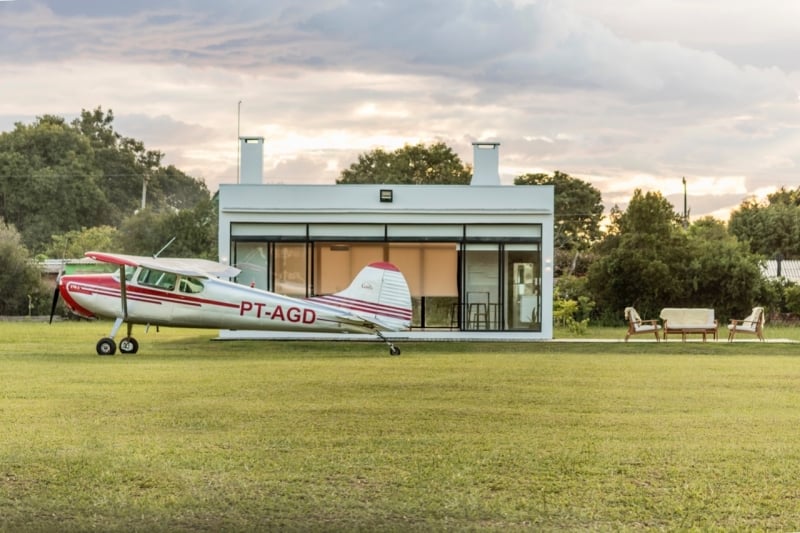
[230,223,544,334]
[274,243,307,296]
[235,242,268,289]
[314,243,385,294]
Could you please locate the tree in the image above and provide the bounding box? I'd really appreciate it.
[515,171,604,249]
[684,217,763,320]
[0,107,212,254]
[0,115,112,252]
[729,193,800,258]
[515,171,604,276]
[0,220,47,315]
[337,142,471,184]
[72,107,209,218]
[118,198,218,259]
[43,225,121,259]
[588,191,762,322]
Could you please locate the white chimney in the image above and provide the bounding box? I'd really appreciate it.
[470,142,501,186]
[240,136,264,184]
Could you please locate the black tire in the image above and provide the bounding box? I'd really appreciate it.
[119,337,139,354]
[389,345,401,356]
[96,338,116,356]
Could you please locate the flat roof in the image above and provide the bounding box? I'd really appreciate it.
[219,184,553,215]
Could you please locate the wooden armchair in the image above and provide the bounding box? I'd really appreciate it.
[624,307,661,342]
[727,307,765,342]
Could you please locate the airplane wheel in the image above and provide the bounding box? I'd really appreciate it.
[119,337,139,354]
[96,338,116,356]
[389,345,401,356]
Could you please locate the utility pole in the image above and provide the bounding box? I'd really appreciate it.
[682,176,688,228]
[237,100,242,184]
[141,170,148,211]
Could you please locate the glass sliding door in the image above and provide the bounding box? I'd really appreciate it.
[274,243,307,296]
[463,244,500,330]
[389,242,458,328]
[504,244,541,330]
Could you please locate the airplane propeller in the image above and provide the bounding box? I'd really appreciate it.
[48,284,60,324]
[49,260,65,324]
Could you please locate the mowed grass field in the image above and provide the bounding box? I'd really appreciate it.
[3,321,800,531]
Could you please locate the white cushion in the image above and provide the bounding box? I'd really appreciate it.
[660,308,715,328]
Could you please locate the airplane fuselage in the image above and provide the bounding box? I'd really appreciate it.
[60,273,380,334]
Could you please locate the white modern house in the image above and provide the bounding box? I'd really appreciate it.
[217,140,554,340]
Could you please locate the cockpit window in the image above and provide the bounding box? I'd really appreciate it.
[179,276,204,294]
[113,265,137,282]
[137,268,177,291]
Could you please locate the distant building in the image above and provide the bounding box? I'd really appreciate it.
[217,140,554,340]
[762,259,800,284]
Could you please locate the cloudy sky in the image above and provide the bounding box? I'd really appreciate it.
[2,0,799,220]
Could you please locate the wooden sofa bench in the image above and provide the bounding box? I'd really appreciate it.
[659,308,718,342]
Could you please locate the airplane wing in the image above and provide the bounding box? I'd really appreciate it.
[85,251,241,279]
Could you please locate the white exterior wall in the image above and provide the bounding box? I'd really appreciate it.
[218,183,554,340]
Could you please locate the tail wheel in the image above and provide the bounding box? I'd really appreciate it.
[96,338,116,356]
[119,337,139,354]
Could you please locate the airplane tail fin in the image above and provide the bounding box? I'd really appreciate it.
[314,262,412,331]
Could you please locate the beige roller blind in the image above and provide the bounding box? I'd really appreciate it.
[389,243,457,297]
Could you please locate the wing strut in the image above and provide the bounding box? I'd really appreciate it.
[119,265,129,319]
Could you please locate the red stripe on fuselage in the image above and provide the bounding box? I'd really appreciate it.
[59,274,239,315]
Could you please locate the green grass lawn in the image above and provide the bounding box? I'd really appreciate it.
[2,321,800,531]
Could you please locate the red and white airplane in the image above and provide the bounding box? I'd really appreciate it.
[51,252,412,356]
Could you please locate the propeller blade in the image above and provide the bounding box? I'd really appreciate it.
[49,285,60,324]
[50,259,66,324]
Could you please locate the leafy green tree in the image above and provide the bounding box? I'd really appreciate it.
[118,198,218,259]
[0,107,211,254]
[0,220,47,315]
[44,225,121,259]
[588,190,685,320]
[515,171,604,250]
[783,284,800,316]
[684,217,763,320]
[0,115,112,252]
[515,171,604,276]
[337,142,471,184]
[588,191,761,322]
[72,107,209,218]
[150,165,211,211]
[729,188,800,258]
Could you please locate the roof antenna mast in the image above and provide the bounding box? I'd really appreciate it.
[153,236,176,258]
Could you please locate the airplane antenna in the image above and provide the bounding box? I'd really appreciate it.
[153,236,176,258]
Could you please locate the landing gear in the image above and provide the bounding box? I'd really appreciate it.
[119,337,139,354]
[96,337,116,356]
[96,318,139,356]
[376,331,401,356]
